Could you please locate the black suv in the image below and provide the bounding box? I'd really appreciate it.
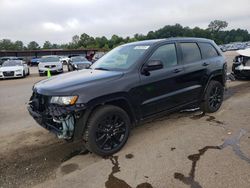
[28,38,226,156]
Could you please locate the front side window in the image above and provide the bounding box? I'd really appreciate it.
[148,43,177,68]
[180,43,201,64]
[199,42,219,59]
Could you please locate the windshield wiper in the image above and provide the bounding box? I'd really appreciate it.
[94,67,109,71]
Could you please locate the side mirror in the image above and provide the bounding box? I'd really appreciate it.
[142,60,163,75]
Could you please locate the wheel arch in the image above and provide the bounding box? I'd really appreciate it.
[73,93,137,141]
[202,72,225,100]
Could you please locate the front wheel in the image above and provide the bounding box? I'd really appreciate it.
[201,80,224,113]
[22,70,26,78]
[83,105,130,156]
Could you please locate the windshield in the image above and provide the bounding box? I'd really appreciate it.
[2,61,22,67]
[71,56,88,62]
[91,45,149,71]
[40,56,60,63]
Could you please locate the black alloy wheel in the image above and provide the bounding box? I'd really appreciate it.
[201,80,224,113]
[84,105,130,156]
[95,114,127,151]
[208,86,223,110]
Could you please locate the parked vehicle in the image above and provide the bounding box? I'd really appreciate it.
[38,56,63,76]
[0,60,29,79]
[0,56,22,66]
[68,56,92,71]
[92,52,106,62]
[59,56,70,65]
[232,48,250,79]
[30,57,41,66]
[28,38,226,156]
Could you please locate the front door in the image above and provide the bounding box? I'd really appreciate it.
[136,43,186,117]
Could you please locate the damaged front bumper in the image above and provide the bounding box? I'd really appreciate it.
[27,92,86,139]
[233,63,250,78]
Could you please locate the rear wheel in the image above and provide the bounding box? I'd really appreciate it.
[83,105,130,156]
[201,80,224,113]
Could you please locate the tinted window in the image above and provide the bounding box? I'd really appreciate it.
[149,44,177,68]
[199,42,219,59]
[180,43,201,63]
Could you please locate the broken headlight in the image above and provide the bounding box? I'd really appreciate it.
[50,96,78,106]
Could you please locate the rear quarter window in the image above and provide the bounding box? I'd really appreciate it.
[199,42,219,59]
[180,43,201,64]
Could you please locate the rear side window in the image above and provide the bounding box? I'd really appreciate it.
[149,43,177,68]
[199,42,219,59]
[180,43,201,64]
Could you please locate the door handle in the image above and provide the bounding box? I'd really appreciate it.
[173,68,183,73]
[203,62,209,66]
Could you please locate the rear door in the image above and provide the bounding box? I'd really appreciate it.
[177,42,206,103]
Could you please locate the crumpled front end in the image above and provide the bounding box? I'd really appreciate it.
[232,55,250,78]
[27,91,85,139]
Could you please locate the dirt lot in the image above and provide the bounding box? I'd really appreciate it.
[0,52,249,188]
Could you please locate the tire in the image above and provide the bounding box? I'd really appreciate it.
[83,105,131,156]
[39,73,44,76]
[27,69,30,76]
[201,80,224,113]
[22,70,26,78]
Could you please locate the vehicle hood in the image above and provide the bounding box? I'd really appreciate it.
[73,61,91,65]
[0,66,23,71]
[38,62,61,66]
[34,69,124,96]
[237,48,250,57]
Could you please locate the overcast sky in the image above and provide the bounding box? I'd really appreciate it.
[0,0,249,45]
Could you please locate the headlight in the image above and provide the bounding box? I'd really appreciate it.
[15,69,22,72]
[50,96,78,105]
[74,64,78,68]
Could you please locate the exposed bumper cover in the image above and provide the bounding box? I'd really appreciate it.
[233,64,250,77]
[27,106,63,134]
[27,92,85,138]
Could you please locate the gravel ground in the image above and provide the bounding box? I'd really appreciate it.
[0,52,249,188]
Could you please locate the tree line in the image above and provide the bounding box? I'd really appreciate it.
[1,20,250,51]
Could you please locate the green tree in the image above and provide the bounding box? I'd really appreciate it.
[27,41,40,50]
[72,35,80,44]
[79,33,96,48]
[43,41,52,49]
[14,40,24,50]
[0,39,14,50]
[52,43,60,49]
[208,20,228,32]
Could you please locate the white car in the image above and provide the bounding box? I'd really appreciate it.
[59,56,70,65]
[38,56,63,76]
[0,60,29,79]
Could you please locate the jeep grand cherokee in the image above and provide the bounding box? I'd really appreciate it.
[28,38,227,156]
